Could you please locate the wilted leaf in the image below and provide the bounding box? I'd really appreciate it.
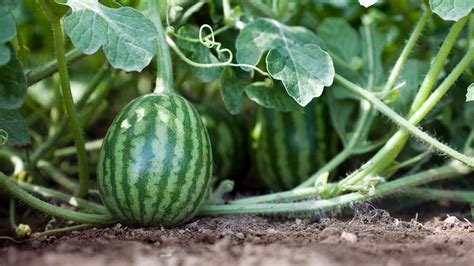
[0,46,27,109]
[429,0,474,21]
[63,0,157,72]
[219,68,244,114]
[0,109,30,146]
[236,18,334,106]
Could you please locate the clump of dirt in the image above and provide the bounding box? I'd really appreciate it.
[1,205,473,266]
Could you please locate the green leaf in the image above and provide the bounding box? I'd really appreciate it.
[177,26,222,82]
[0,0,19,10]
[317,17,360,63]
[245,82,302,112]
[0,2,18,66]
[327,90,356,145]
[0,109,30,146]
[0,46,27,109]
[236,18,334,106]
[429,0,474,21]
[392,60,429,115]
[467,83,474,102]
[0,44,10,66]
[219,68,244,114]
[63,0,157,72]
[0,11,16,43]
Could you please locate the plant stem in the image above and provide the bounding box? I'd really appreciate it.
[336,48,474,190]
[26,49,84,86]
[36,160,77,193]
[34,224,93,238]
[148,0,174,94]
[0,172,114,224]
[381,7,431,96]
[30,62,109,166]
[409,16,469,116]
[17,181,108,214]
[199,162,470,215]
[335,63,474,167]
[54,139,104,157]
[40,0,90,197]
[9,199,18,230]
[404,188,474,203]
[295,100,372,189]
[384,149,432,175]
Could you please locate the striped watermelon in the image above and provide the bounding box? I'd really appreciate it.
[97,93,213,227]
[196,105,248,180]
[251,102,327,190]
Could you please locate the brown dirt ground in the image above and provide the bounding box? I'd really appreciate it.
[1,205,473,266]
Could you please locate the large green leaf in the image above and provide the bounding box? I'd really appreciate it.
[0,11,16,43]
[0,109,30,146]
[0,46,27,109]
[63,0,157,72]
[0,44,10,66]
[429,0,474,21]
[219,68,244,114]
[317,17,360,63]
[392,60,429,115]
[236,18,334,106]
[467,83,474,102]
[245,82,302,112]
[0,0,18,66]
[327,88,357,146]
[177,26,222,82]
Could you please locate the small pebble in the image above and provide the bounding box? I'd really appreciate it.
[235,232,245,240]
[340,231,357,243]
[444,215,460,225]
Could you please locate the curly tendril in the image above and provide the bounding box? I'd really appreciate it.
[165,24,270,77]
[199,24,233,64]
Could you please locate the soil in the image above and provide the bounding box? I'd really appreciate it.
[1,205,473,266]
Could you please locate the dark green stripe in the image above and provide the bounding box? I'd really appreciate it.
[258,109,279,189]
[283,112,300,188]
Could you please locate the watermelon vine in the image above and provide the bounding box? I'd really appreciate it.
[0,0,473,237]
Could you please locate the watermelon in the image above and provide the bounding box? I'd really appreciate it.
[97,93,213,227]
[251,102,327,190]
[197,105,247,180]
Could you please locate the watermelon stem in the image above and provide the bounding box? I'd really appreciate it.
[335,47,474,193]
[0,172,115,224]
[39,0,90,197]
[147,0,174,94]
[199,162,470,215]
[17,181,109,215]
[331,16,471,196]
[404,188,474,204]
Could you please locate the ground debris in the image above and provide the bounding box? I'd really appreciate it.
[1,213,474,266]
